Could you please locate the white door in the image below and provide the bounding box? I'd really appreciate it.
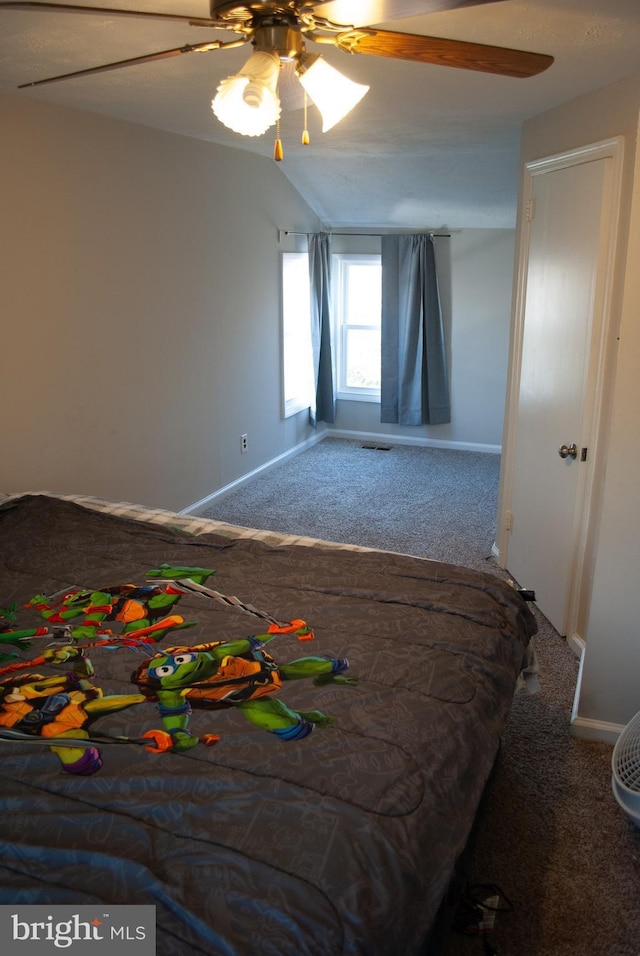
[504,141,622,637]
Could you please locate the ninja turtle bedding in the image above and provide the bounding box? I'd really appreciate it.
[0,493,536,955]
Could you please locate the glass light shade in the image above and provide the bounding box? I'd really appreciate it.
[298,56,369,132]
[212,50,281,136]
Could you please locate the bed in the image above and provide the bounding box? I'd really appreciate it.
[0,492,536,955]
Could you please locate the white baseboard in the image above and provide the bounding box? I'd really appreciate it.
[567,634,585,658]
[181,431,325,515]
[570,716,624,744]
[326,428,501,454]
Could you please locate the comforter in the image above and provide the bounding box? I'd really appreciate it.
[0,494,535,955]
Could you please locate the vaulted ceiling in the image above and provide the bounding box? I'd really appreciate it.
[1,0,639,229]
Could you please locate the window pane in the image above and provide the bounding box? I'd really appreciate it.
[346,263,381,327]
[346,328,381,389]
[282,253,313,416]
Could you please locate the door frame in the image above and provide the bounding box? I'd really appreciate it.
[497,136,624,652]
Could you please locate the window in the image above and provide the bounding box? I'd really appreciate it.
[333,254,381,401]
[281,252,314,418]
[281,250,382,414]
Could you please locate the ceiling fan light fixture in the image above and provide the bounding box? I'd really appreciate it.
[297,54,369,133]
[212,49,281,136]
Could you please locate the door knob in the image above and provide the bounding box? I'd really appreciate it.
[558,443,578,460]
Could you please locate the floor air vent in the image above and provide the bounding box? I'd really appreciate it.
[361,443,392,451]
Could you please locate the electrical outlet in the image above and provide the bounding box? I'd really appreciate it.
[240,434,248,454]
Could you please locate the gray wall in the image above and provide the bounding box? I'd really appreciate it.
[0,92,320,511]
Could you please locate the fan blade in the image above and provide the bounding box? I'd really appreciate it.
[335,28,553,78]
[311,0,507,26]
[16,40,242,88]
[0,1,221,27]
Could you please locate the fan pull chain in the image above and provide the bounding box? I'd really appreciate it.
[273,70,284,162]
[302,91,310,146]
[274,117,283,162]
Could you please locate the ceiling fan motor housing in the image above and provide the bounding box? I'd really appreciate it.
[253,24,304,60]
[210,1,301,24]
[210,1,307,60]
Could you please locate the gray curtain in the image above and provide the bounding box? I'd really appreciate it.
[308,232,336,425]
[380,234,450,425]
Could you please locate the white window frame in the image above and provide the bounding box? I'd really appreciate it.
[332,253,381,402]
[281,251,313,418]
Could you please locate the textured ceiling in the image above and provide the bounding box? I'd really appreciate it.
[1,0,639,229]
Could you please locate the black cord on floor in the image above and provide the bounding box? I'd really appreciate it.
[452,881,513,954]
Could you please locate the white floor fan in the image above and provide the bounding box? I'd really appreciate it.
[612,710,640,828]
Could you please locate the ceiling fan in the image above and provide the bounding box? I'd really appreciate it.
[0,1,554,157]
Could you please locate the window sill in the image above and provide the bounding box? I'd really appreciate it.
[283,401,311,419]
[337,391,381,404]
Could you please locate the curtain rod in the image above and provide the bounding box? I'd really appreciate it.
[279,230,451,240]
